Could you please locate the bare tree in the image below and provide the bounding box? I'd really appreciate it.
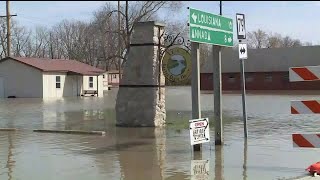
[267,33,282,48]
[247,29,268,49]
[247,29,310,49]
[104,1,184,66]
[304,42,313,46]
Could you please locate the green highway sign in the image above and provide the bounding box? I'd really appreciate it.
[189,8,233,47]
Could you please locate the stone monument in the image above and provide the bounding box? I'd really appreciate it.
[115,21,166,127]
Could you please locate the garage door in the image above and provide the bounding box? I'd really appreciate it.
[0,77,4,98]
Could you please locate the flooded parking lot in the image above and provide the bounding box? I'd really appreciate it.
[0,86,320,180]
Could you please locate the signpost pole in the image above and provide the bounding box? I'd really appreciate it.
[236,13,248,139]
[213,45,223,145]
[240,57,248,138]
[191,42,201,151]
[189,7,233,147]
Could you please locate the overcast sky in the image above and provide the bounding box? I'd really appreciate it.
[0,1,319,45]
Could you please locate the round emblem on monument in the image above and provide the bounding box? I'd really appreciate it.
[162,47,191,83]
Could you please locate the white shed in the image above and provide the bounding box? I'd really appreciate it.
[0,57,106,98]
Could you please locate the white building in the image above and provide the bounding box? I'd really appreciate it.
[0,57,107,98]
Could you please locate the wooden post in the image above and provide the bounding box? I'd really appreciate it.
[191,42,201,151]
[6,1,11,57]
[118,1,121,81]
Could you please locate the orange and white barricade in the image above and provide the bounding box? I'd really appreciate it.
[292,134,320,148]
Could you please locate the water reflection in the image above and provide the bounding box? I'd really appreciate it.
[214,145,224,180]
[243,140,248,180]
[0,87,319,179]
[115,127,166,180]
[6,132,14,180]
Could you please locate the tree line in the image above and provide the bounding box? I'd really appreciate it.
[0,1,184,70]
[246,29,313,49]
[0,2,314,71]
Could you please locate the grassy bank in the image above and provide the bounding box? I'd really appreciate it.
[165,110,239,130]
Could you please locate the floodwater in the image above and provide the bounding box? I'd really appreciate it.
[0,86,320,180]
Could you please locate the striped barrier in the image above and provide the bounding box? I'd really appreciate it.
[291,100,320,114]
[290,65,320,148]
[289,66,320,82]
[292,134,320,148]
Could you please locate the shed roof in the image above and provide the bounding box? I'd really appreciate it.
[201,45,320,73]
[0,57,105,75]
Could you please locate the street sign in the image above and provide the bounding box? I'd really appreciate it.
[191,160,210,180]
[236,13,246,39]
[189,8,233,47]
[238,43,248,59]
[189,118,210,145]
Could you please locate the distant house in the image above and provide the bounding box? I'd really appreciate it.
[101,72,110,90]
[201,46,320,91]
[0,57,106,98]
[107,70,121,87]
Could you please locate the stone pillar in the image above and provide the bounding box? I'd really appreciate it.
[115,21,166,127]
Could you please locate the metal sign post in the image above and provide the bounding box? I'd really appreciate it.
[191,41,202,151]
[236,13,248,139]
[189,6,234,147]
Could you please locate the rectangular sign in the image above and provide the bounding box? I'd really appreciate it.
[189,8,233,47]
[191,160,210,180]
[292,134,320,148]
[236,13,246,39]
[189,118,210,145]
[289,66,320,82]
[238,43,248,59]
[291,100,320,114]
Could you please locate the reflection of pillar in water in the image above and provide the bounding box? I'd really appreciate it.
[116,127,165,180]
[215,145,224,180]
[242,140,248,180]
[155,127,166,179]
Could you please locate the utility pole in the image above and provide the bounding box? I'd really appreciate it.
[6,1,11,57]
[118,1,121,81]
[0,1,17,57]
[220,1,222,15]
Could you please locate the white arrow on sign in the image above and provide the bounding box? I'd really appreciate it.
[239,43,248,59]
[191,13,197,23]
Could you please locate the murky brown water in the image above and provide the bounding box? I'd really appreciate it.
[0,86,320,180]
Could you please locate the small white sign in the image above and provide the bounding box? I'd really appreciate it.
[239,43,248,59]
[189,118,210,145]
[191,160,210,180]
[236,13,246,39]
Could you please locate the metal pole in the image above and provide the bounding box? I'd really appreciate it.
[6,1,11,57]
[191,42,201,151]
[219,1,222,15]
[213,45,223,145]
[240,58,248,138]
[118,1,121,81]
